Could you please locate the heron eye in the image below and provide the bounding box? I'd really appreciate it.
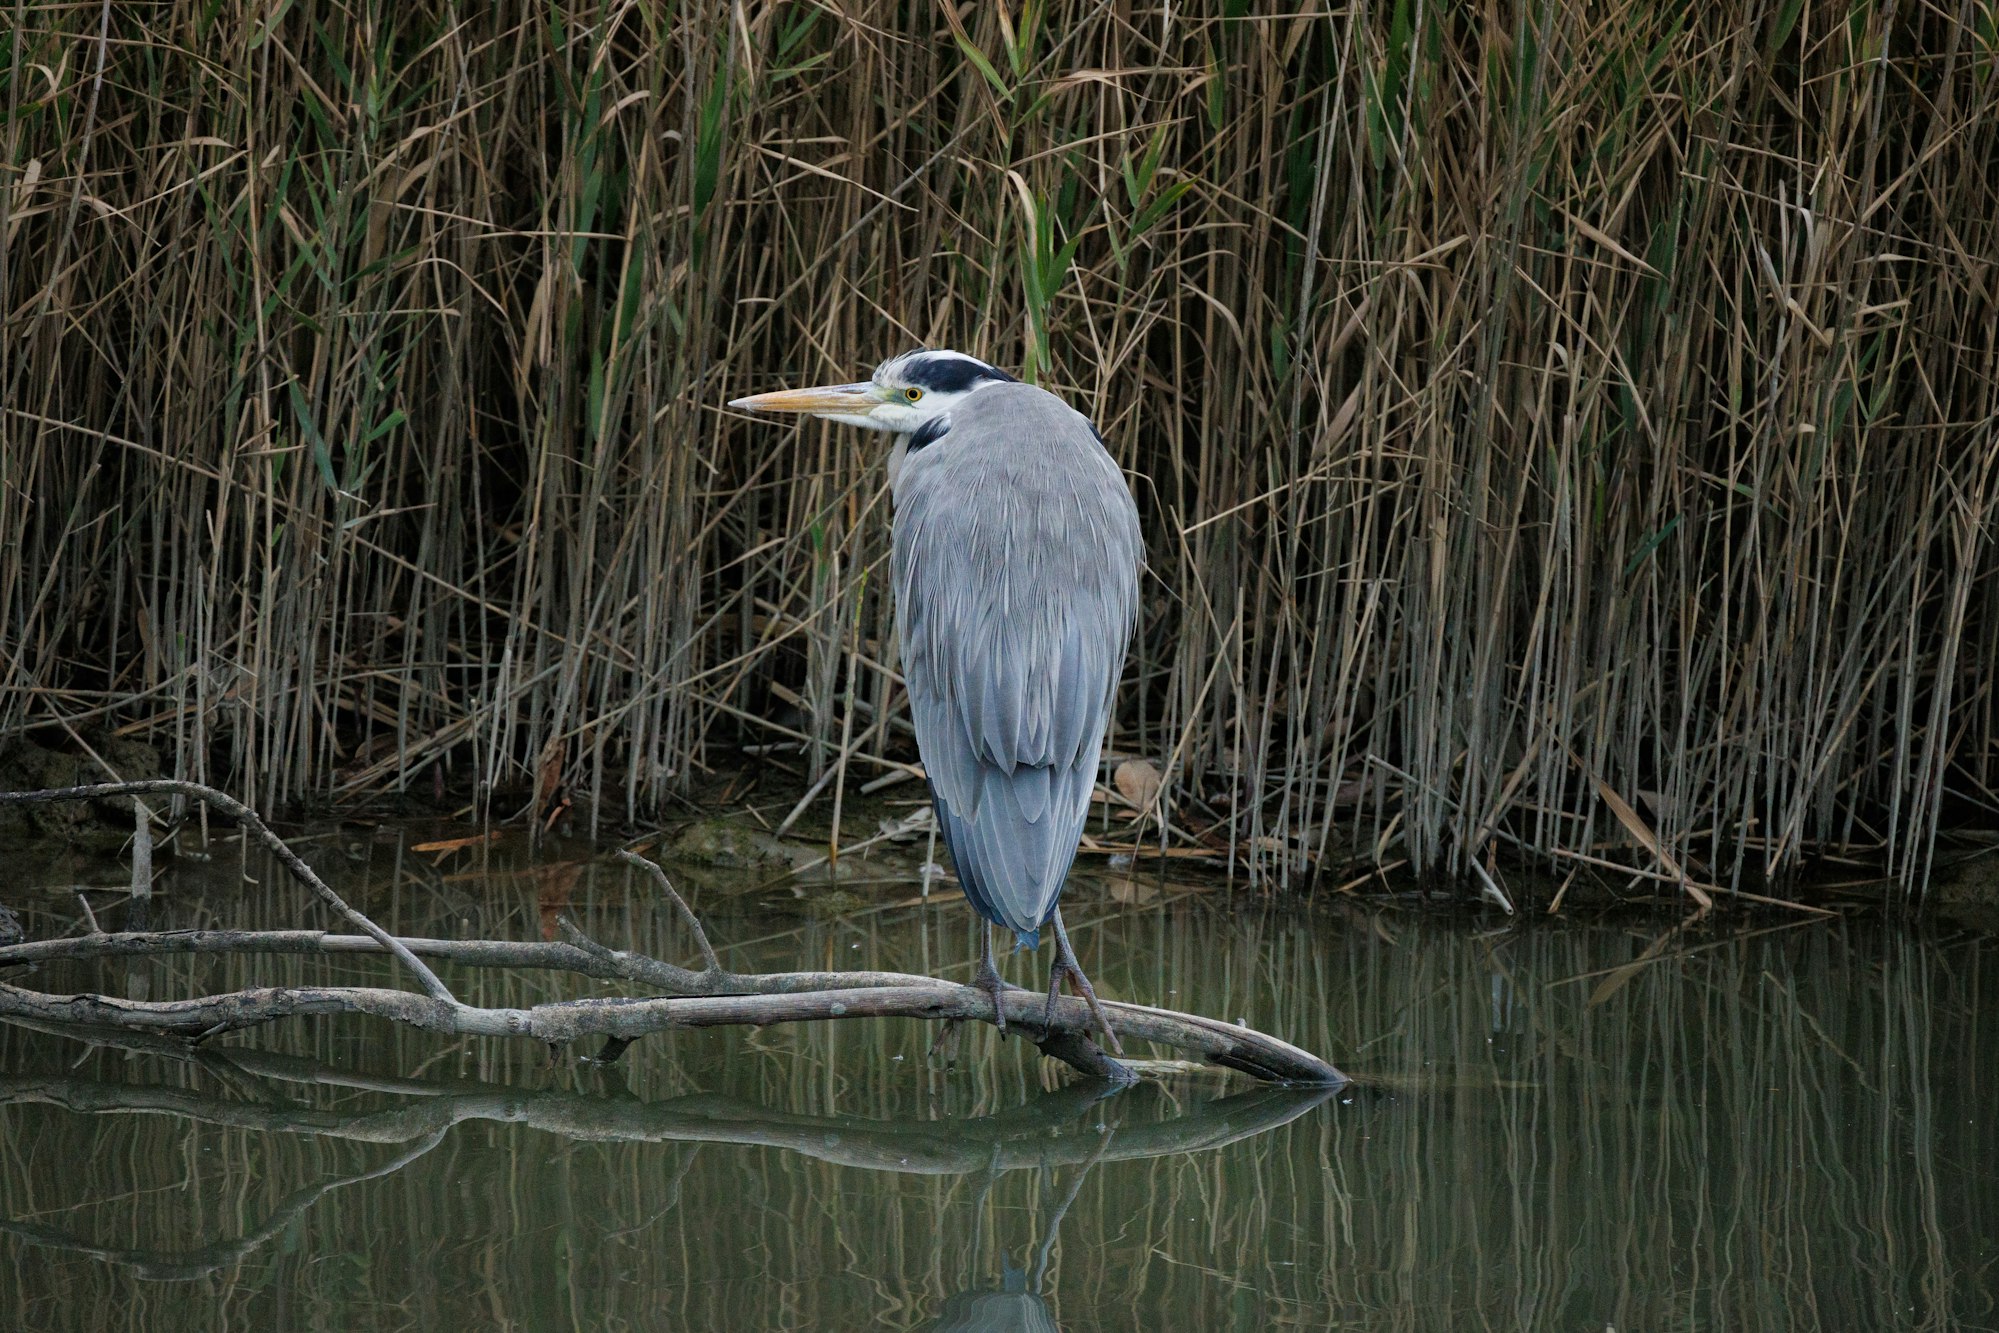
[904,388,923,402]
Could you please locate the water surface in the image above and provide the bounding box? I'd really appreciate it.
[1,828,1994,1329]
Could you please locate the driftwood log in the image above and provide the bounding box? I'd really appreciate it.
[0,781,1347,1086]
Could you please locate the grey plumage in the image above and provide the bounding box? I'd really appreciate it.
[728,348,1143,1049]
[890,383,1142,947]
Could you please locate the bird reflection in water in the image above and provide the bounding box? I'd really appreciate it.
[921,1134,1102,1333]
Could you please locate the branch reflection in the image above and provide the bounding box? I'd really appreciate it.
[0,1024,1330,1288]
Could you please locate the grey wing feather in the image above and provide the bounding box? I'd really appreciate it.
[892,385,1143,941]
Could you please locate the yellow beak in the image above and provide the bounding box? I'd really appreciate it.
[727,382,880,414]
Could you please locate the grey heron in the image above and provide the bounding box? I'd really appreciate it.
[729,349,1143,1053]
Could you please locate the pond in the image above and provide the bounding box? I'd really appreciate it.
[1,824,1995,1330]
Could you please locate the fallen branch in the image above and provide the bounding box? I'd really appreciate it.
[0,781,1348,1085]
[0,967,1339,1083]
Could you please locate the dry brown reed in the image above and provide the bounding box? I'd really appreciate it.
[1,2,1995,903]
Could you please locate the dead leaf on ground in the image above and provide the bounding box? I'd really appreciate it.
[1114,758,1163,810]
[411,831,501,857]
[1591,773,1713,911]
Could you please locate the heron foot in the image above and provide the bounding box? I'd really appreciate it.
[1048,908,1123,1056]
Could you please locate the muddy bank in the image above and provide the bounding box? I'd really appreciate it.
[2,753,1995,935]
[0,737,166,848]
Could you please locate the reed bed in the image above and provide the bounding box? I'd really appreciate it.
[1,2,1994,903]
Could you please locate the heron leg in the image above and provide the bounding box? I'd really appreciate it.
[1045,908,1123,1056]
[1042,954,1067,1031]
[973,925,1008,1035]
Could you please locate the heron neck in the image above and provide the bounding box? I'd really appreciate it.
[886,433,911,492]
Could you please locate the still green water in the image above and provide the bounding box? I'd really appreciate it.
[1,826,1995,1330]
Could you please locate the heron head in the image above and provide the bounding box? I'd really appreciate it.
[728,349,1016,434]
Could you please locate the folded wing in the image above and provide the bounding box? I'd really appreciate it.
[891,391,1142,944]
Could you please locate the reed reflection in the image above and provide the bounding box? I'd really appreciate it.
[0,1028,1327,1298]
[1,832,1996,1331]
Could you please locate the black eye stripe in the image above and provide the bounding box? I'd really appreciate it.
[902,356,1017,394]
[906,416,951,451]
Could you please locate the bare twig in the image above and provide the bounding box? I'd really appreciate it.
[1471,859,1515,915]
[615,849,720,973]
[70,891,100,937]
[0,783,455,1003]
